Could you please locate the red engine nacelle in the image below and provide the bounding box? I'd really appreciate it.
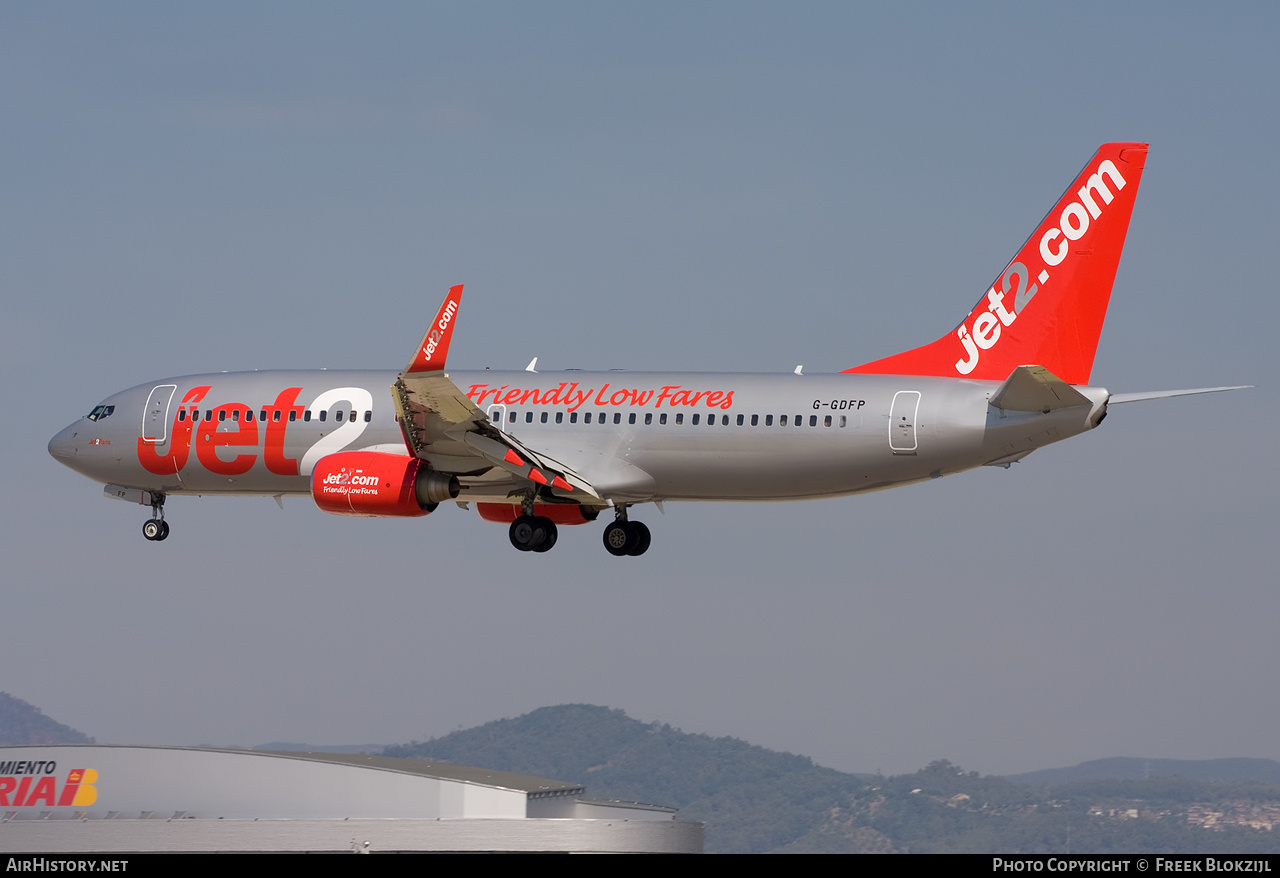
[475,502,599,525]
[311,451,459,518]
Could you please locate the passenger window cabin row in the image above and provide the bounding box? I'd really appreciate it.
[162,406,846,428]
[176,409,373,423]
[505,410,848,428]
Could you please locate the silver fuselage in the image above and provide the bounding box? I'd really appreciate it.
[49,369,1109,507]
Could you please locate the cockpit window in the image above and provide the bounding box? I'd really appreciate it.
[86,405,115,422]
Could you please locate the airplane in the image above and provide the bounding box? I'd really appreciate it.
[48,142,1248,556]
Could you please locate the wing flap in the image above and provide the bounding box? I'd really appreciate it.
[460,431,602,501]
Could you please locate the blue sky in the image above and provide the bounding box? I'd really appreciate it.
[3,2,1276,776]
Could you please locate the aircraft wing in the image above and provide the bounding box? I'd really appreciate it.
[391,286,603,503]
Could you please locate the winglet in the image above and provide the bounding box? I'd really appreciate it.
[406,285,464,373]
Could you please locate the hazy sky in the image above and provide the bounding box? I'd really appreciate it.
[4,2,1277,777]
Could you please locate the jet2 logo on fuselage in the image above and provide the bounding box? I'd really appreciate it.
[137,386,372,479]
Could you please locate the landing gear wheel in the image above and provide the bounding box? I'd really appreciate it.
[531,518,558,553]
[603,522,630,556]
[626,521,650,556]
[143,492,168,542]
[509,515,548,552]
[603,520,652,556]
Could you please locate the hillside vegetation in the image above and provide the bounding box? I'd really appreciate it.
[0,691,93,746]
[385,704,1280,854]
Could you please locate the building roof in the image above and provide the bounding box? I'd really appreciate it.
[257,749,584,797]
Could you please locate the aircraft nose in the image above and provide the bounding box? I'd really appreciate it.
[48,424,79,462]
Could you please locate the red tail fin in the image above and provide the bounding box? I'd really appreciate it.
[846,143,1148,385]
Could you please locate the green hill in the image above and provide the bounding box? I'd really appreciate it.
[0,691,93,746]
[383,705,1280,854]
[1010,757,1280,786]
[384,704,866,853]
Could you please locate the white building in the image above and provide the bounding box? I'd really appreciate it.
[0,746,702,853]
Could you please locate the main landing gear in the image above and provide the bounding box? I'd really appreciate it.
[509,515,558,553]
[506,501,652,556]
[142,493,169,542]
[602,508,650,557]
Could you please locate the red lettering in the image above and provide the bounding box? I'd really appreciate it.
[0,776,14,806]
[263,388,305,476]
[13,777,31,806]
[25,775,56,807]
[57,770,83,806]
[593,383,611,405]
[542,382,571,406]
[137,385,210,475]
[137,416,194,475]
[196,404,258,475]
[565,385,590,412]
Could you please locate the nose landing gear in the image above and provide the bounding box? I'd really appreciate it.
[142,493,169,542]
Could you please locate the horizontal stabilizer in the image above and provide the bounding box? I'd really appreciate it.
[989,365,1092,413]
[1107,385,1252,405]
